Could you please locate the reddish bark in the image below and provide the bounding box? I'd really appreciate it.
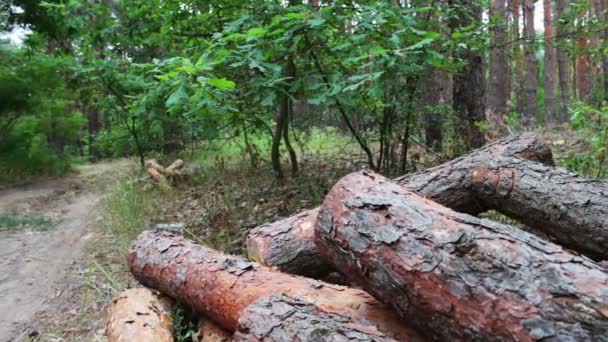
[127,230,423,341]
[470,156,608,260]
[315,171,608,341]
[247,133,553,276]
[488,0,510,125]
[576,33,591,102]
[523,0,537,125]
[233,295,395,342]
[544,0,556,123]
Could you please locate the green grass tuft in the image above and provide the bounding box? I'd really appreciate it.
[0,211,51,231]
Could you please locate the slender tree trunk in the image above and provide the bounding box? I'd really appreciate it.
[603,0,608,101]
[544,0,556,124]
[423,70,444,150]
[271,106,286,179]
[575,4,591,102]
[283,96,298,177]
[523,0,537,126]
[449,0,486,148]
[488,0,510,126]
[556,0,570,120]
[512,0,526,116]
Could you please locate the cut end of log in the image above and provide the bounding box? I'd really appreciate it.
[197,319,232,342]
[106,287,174,342]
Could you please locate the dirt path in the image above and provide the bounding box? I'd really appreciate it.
[0,160,132,342]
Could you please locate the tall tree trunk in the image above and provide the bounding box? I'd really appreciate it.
[283,96,298,177]
[270,107,285,179]
[603,0,608,101]
[544,0,556,124]
[512,0,526,116]
[449,0,486,148]
[488,0,510,126]
[523,0,537,126]
[575,4,591,103]
[423,70,445,150]
[556,0,571,120]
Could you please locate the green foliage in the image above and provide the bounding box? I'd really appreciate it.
[567,102,608,177]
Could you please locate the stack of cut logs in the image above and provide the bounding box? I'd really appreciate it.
[108,133,608,341]
[146,159,185,186]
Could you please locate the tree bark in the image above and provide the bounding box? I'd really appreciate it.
[315,171,608,341]
[197,319,232,342]
[523,0,537,125]
[544,0,556,124]
[470,155,608,260]
[233,295,395,342]
[106,288,174,342]
[127,230,423,341]
[449,0,486,148]
[576,32,591,102]
[246,209,329,278]
[488,0,511,126]
[602,0,608,101]
[556,0,570,120]
[247,133,553,276]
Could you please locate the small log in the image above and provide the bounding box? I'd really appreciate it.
[147,167,166,183]
[470,156,608,260]
[246,209,329,277]
[315,171,608,341]
[145,159,166,174]
[127,230,423,341]
[247,133,553,276]
[197,319,232,342]
[106,288,174,342]
[234,295,396,342]
[165,159,185,177]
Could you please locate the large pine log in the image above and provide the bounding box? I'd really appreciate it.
[471,156,608,260]
[248,133,553,274]
[233,295,396,342]
[106,288,174,342]
[127,230,423,341]
[316,171,608,341]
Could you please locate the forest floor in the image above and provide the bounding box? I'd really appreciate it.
[0,159,132,342]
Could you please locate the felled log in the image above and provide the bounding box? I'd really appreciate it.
[145,159,166,174]
[471,156,608,260]
[393,132,553,215]
[106,288,174,342]
[165,159,184,177]
[127,230,423,341]
[147,167,166,183]
[247,133,553,275]
[316,171,608,341]
[233,295,395,342]
[197,319,232,342]
[246,209,329,278]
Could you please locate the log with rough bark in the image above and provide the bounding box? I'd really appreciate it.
[106,288,174,342]
[233,295,396,342]
[470,156,608,260]
[197,319,232,342]
[247,133,553,275]
[127,230,423,341]
[315,171,608,341]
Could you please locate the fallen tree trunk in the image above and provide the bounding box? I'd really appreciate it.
[471,156,608,260]
[127,230,423,341]
[315,171,608,341]
[247,133,553,274]
[106,288,174,342]
[246,209,329,278]
[233,295,395,342]
[197,319,232,342]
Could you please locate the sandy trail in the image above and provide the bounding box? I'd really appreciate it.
[0,160,132,342]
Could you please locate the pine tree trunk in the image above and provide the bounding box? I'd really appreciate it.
[234,295,396,342]
[544,0,556,124]
[488,0,510,126]
[315,171,608,341]
[576,32,591,102]
[523,0,537,125]
[512,0,526,116]
[247,133,553,276]
[423,70,446,150]
[449,0,486,148]
[556,0,571,120]
[127,230,422,341]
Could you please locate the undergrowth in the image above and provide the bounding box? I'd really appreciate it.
[0,211,51,231]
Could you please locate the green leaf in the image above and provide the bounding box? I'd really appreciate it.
[207,78,236,91]
[166,83,189,107]
[404,38,434,50]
